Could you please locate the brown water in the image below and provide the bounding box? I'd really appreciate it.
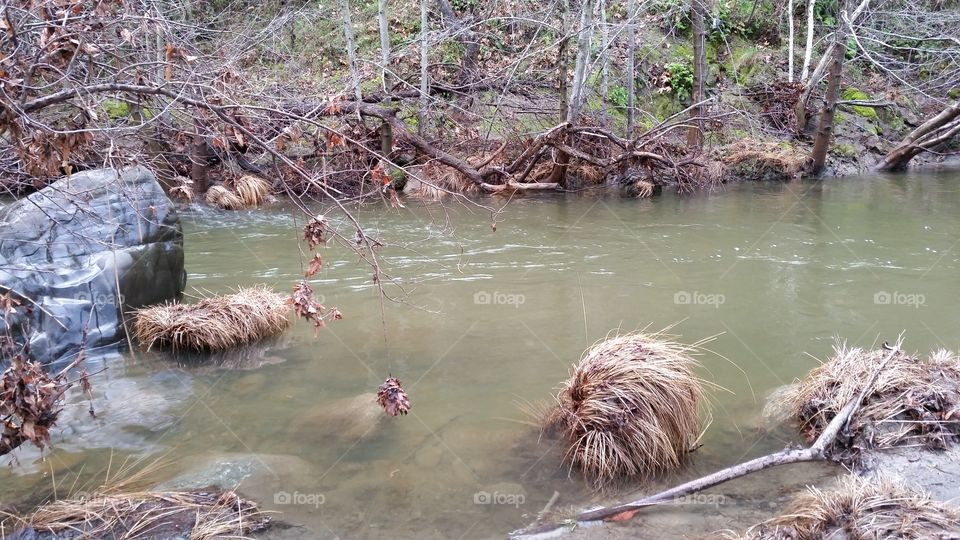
[3,171,960,539]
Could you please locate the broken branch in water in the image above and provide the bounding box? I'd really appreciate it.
[510,346,901,538]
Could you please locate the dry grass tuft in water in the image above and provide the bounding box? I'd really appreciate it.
[133,285,291,352]
[723,475,960,540]
[8,489,271,539]
[721,139,810,181]
[542,332,705,490]
[408,162,480,200]
[205,184,246,210]
[778,340,960,451]
[232,175,271,207]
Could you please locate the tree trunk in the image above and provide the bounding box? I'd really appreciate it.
[567,0,595,122]
[800,0,816,81]
[625,0,636,137]
[437,0,480,87]
[340,0,362,101]
[599,1,610,127]
[687,0,707,149]
[877,101,960,171]
[810,0,848,176]
[418,0,429,135]
[797,0,870,131]
[190,118,210,193]
[378,0,391,91]
[548,0,573,185]
[787,0,795,82]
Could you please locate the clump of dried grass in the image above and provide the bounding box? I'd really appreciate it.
[231,175,271,207]
[133,285,291,352]
[725,476,960,540]
[11,489,271,539]
[570,163,606,184]
[205,184,245,210]
[542,332,705,490]
[721,139,810,181]
[408,162,480,200]
[778,340,960,451]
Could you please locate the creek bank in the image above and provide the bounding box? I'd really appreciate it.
[0,167,186,368]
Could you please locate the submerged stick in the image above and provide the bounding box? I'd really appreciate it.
[510,347,900,538]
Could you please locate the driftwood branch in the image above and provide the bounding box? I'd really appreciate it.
[510,346,900,538]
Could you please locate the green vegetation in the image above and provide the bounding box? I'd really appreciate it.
[841,87,879,120]
[664,59,695,101]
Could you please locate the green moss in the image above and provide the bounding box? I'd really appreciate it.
[102,99,130,119]
[833,111,847,126]
[831,143,857,158]
[841,87,878,120]
[652,93,683,121]
[949,88,960,100]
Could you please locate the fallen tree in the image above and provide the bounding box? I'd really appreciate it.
[876,100,960,171]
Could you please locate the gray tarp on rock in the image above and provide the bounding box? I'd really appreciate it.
[0,167,186,367]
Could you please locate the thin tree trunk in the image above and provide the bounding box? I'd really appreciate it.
[788,0,795,82]
[378,0,391,91]
[796,0,870,131]
[340,0,362,101]
[800,0,816,81]
[687,0,707,148]
[548,0,573,185]
[810,0,849,176]
[190,118,210,193]
[418,0,429,135]
[625,0,636,137]
[549,0,594,186]
[599,1,610,127]
[568,0,595,122]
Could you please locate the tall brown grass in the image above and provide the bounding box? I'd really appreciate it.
[778,340,960,449]
[132,285,291,352]
[724,476,960,539]
[542,332,705,490]
[205,184,245,210]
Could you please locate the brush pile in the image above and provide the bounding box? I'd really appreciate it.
[778,342,960,452]
[726,476,960,539]
[748,81,806,132]
[132,285,291,352]
[9,489,271,539]
[542,333,704,489]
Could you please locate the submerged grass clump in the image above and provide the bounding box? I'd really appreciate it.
[542,332,705,490]
[232,175,271,207]
[721,139,810,181]
[133,285,291,352]
[779,340,960,451]
[9,489,271,539]
[205,184,245,210]
[726,475,960,539]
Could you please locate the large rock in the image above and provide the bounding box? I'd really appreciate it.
[0,167,185,367]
